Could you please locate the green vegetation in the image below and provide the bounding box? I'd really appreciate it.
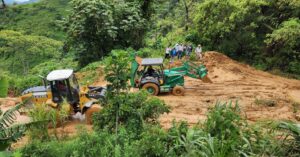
[65,0,154,66]
[0,0,70,40]
[27,101,70,141]
[149,0,300,76]
[15,102,300,157]
[0,30,62,75]
[0,76,8,98]
[1,0,299,94]
[0,99,38,151]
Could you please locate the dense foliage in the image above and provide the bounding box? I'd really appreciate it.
[0,0,69,40]
[150,0,300,76]
[0,0,299,95]
[17,102,300,157]
[65,0,154,66]
[265,18,300,74]
[0,30,62,75]
[93,50,170,136]
[0,76,8,98]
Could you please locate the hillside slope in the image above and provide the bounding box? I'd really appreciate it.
[0,0,70,40]
[159,52,300,127]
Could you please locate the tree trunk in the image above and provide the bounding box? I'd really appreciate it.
[182,0,189,31]
[1,0,6,8]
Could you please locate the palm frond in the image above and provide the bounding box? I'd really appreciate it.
[276,121,300,143]
[0,121,46,141]
[0,98,34,151]
[277,121,300,136]
[0,98,30,130]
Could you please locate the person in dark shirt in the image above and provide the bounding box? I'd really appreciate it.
[145,66,155,76]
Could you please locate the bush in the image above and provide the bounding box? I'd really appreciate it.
[21,125,167,157]
[93,91,170,137]
[27,102,70,141]
[18,101,292,157]
[127,125,168,157]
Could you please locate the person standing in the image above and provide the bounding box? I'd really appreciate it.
[170,47,177,63]
[183,44,187,59]
[177,44,184,60]
[195,44,202,60]
[185,44,193,60]
[165,46,171,59]
[175,43,179,56]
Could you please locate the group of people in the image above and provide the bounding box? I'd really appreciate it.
[165,43,203,62]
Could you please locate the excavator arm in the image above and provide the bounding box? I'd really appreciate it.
[169,61,212,83]
[130,52,142,87]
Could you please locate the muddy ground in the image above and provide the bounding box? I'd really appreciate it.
[159,52,300,127]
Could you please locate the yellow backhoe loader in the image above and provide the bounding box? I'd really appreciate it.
[20,69,106,124]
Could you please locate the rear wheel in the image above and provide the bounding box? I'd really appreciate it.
[142,83,159,96]
[172,86,185,96]
[85,105,101,124]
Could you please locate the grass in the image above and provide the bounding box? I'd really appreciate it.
[254,98,277,107]
[0,78,8,98]
[77,61,104,85]
[8,101,299,157]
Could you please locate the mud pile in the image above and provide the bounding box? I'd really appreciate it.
[159,51,300,128]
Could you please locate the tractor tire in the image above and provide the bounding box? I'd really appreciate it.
[85,105,102,125]
[172,86,185,96]
[142,83,159,96]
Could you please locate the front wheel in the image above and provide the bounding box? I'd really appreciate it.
[85,105,102,124]
[172,86,185,96]
[142,83,159,96]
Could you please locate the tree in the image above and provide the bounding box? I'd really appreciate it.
[65,0,154,67]
[265,18,300,74]
[181,0,198,31]
[194,0,266,60]
[93,50,170,137]
[0,30,62,75]
[191,0,300,72]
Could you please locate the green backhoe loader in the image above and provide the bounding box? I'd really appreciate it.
[130,54,211,96]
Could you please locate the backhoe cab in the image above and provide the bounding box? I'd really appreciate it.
[137,58,165,95]
[46,69,81,110]
[21,69,106,124]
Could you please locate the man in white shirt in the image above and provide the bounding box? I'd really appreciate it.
[165,46,171,59]
[177,44,184,59]
[195,44,202,60]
